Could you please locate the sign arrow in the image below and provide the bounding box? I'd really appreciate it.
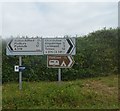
[68,56,73,67]
[66,39,74,54]
[8,40,13,51]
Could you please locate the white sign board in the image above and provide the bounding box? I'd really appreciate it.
[44,38,76,55]
[6,38,43,55]
[14,65,19,72]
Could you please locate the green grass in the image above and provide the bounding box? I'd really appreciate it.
[2,74,119,109]
[0,86,1,110]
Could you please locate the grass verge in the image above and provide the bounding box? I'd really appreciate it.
[2,74,118,109]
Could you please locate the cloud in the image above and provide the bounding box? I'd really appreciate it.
[2,2,118,38]
[0,0,119,2]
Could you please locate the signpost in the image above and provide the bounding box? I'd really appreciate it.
[6,38,43,55]
[44,38,75,55]
[47,55,74,68]
[58,68,61,82]
[6,37,76,88]
[6,37,43,90]
[47,55,75,82]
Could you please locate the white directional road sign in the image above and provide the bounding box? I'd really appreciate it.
[6,38,43,55]
[6,37,76,55]
[44,38,76,55]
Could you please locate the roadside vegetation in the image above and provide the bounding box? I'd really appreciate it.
[2,74,118,109]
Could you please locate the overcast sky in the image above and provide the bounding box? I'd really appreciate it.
[1,2,118,38]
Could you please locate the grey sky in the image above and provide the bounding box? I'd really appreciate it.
[1,2,118,38]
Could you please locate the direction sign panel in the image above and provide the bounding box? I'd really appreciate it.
[47,55,75,68]
[44,38,76,55]
[19,66,26,72]
[6,38,43,55]
[14,65,26,72]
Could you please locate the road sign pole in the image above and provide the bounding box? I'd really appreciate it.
[58,68,61,82]
[19,56,22,90]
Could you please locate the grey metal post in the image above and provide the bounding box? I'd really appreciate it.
[19,56,22,90]
[58,68,61,82]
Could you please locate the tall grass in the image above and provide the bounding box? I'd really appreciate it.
[2,74,118,109]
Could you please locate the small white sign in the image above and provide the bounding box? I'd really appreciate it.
[14,65,19,72]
